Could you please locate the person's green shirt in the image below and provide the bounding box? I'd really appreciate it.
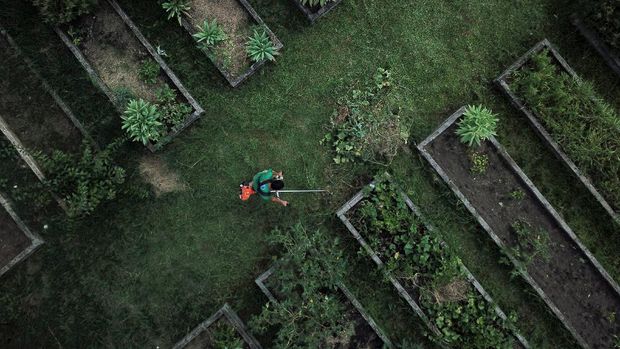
[252,169,273,201]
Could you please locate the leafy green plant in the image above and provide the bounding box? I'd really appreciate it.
[250,224,353,349]
[122,99,164,145]
[510,219,551,266]
[246,30,279,62]
[155,86,192,128]
[321,68,409,164]
[468,151,488,175]
[33,0,97,24]
[193,19,227,50]
[456,105,498,147]
[512,50,620,212]
[299,0,335,7]
[162,0,190,26]
[36,140,126,218]
[210,321,243,349]
[139,59,160,85]
[510,190,525,201]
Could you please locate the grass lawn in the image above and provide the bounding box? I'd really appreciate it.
[1,0,619,347]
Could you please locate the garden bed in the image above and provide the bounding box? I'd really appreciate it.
[171,303,262,349]
[571,13,620,77]
[55,0,204,151]
[417,106,620,349]
[0,192,44,278]
[495,39,620,225]
[290,0,343,23]
[178,0,283,87]
[337,174,529,348]
[0,27,92,212]
[255,265,393,348]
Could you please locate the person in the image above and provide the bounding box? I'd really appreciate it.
[252,169,289,207]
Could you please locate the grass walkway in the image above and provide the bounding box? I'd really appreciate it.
[1,0,618,347]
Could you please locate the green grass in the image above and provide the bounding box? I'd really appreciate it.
[1,0,619,348]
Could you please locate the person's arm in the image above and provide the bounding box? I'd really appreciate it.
[271,196,289,207]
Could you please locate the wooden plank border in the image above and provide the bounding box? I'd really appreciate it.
[494,39,619,225]
[171,303,262,349]
[255,265,394,348]
[571,15,620,77]
[290,0,343,23]
[0,192,44,278]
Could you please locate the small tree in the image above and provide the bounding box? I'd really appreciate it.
[456,105,498,147]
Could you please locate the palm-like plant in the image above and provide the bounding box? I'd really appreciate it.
[122,99,164,145]
[456,105,498,147]
[193,19,227,49]
[246,30,279,63]
[162,0,191,26]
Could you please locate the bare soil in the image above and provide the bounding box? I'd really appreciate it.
[0,36,81,155]
[76,1,165,103]
[187,0,254,79]
[0,204,30,271]
[139,155,186,197]
[425,121,620,348]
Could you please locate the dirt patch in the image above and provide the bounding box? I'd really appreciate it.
[425,120,620,348]
[432,278,470,304]
[0,205,30,271]
[187,0,254,78]
[76,1,165,103]
[0,36,81,155]
[139,155,186,196]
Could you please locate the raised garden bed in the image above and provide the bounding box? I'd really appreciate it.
[0,27,93,212]
[55,0,204,151]
[495,39,620,225]
[417,106,620,349]
[337,174,529,348]
[571,13,620,77]
[171,303,262,349]
[178,0,283,87]
[255,265,393,348]
[290,0,343,23]
[0,192,44,278]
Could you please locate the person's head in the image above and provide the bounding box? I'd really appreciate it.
[271,180,284,190]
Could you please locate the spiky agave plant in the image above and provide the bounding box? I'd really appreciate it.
[122,99,164,145]
[193,19,227,49]
[246,30,279,62]
[162,0,191,26]
[456,105,498,147]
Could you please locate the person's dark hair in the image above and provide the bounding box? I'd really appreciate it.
[271,180,284,190]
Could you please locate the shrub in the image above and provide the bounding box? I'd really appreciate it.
[456,105,498,147]
[322,68,409,164]
[32,0,97,24]
[122,99,164,145]
[299,0,335,7]
[193,19,227,50]
[250,224,352,349]
[246,30,279,62]
[162,0,190,26]
[138,59,160,85]
[36,140,126,218]
[211,321,244,349]
[155,86,193,128]
[511,50,620,211]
